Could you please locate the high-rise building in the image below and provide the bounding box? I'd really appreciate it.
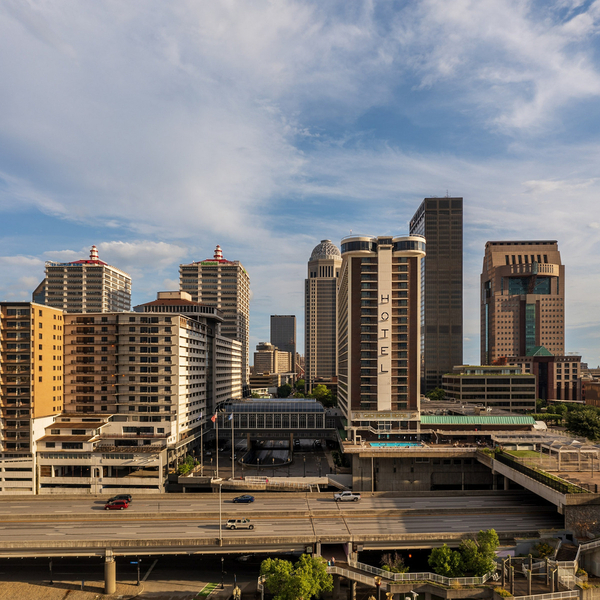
[305,240,342,391]
[39,245,131,313]
[253,342,293,375]
[410,197,463,393]
[270,315,296,362]
[337,235,426,440]
[35,291,243,494]
[481,240,565,364]
[179,246,250,389]
[0,302,64,493]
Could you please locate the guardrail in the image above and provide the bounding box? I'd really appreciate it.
[516,591,580,600]
[494,452,590,494]
[347,559,494,585]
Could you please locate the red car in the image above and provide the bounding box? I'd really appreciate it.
[104,499,129,510]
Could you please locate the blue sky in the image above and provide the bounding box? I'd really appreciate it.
[1,0,600,367]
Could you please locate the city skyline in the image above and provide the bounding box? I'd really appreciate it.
[1,2,599,366]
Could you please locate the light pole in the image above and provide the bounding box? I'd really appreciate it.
[303,454,306,477]
[272,457,275,477]
[219,483,222,545]
[221,556,225,589]
[49,559,53,585]
[374,575,382,600]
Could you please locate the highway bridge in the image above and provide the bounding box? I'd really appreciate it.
[0,492,565,559]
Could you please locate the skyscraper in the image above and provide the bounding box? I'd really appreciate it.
[38,245,131,313]
[270,315,296,363]
[337,234,425,440]
[481,240,565,364]
[410,197,463,393]
[305,240,342,391]
[179,245,250,388]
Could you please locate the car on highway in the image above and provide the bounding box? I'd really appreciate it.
[333,491,361,502]
[107,494,132,504]
[104,499,129,510]
[225,518,254,530]
[232,495,254,504]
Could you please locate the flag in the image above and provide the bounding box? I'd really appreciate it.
[228,413,233,421]
[211,413,217,423]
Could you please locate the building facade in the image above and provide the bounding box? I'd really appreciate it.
[180,245,250,389]
[337,235,426,440]
[502,350,582,403]
[270,315,296,366]
[305,240,342,391]
[481,241,565,365]
[442,365,537,412]
[36,292,242,494]
[410,197,463,393]
[40,246,131,313]
[0,302,65,493]
[253,342,293,375]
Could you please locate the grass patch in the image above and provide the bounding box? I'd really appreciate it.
[196,582,219,598]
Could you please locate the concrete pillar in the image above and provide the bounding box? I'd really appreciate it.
[104,551,116,595]
[334,575,341,600]
[346,542,355,562]
[461,471,465,491]
[351,581,357,600]
[315,541,321,556]
[504,476,510,491]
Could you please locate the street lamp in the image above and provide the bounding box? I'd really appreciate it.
[272,456,275,477]
[374,575,382,600]
[303,454,306,477]
[221,556,225,589]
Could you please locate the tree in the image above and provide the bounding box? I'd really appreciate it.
[426,387,445,402]
[251,391,261,398]
[260,554,333,600]
[381,551,409,573]
[295,379,306,392]
[277,383,292,398]
[310,384,336,408]
[428,544,463,577]
[566,407,600,441]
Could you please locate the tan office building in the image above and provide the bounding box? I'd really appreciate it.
[481,241,565,365]
[305,240,342,391]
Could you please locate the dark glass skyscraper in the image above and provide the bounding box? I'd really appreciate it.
[409,197,463,393]
[270,315,296,359]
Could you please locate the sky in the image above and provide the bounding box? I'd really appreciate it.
[1,0,600,367]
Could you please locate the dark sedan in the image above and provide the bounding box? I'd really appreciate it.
[232,495,255,504]
[108,494,132,504]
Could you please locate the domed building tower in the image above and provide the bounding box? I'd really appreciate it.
[305,240,342,392]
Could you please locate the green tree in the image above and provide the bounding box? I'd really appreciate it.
[426,387,445,402]
[295,379,306,392]
[260,554,333,600]
[381,551,409,573]
[566,407,600,441]
[277,383,292,398]
[310,384,336,407]
[428,544,463,577]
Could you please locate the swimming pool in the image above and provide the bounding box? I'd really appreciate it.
[369,442,422,447]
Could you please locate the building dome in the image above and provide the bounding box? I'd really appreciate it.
[309,239,341,261]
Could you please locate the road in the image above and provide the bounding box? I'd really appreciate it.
[0,491,550,516]
[0,493,564,549]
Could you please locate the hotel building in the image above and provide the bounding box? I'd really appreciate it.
[337,235,426,440]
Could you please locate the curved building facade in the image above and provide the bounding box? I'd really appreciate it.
[305,240,342,391]
[337,235,425,440]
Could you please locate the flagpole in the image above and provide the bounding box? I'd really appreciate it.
[231,411,235,480]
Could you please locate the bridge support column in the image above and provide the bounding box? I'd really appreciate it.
[315,541,321,556]
[351,581,357,600]
[104,550,116,594]
[504,477,510,491]
[345,542,355,562]
[333,575,341,600]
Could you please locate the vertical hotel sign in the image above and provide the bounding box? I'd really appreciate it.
[377,243,392,411]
